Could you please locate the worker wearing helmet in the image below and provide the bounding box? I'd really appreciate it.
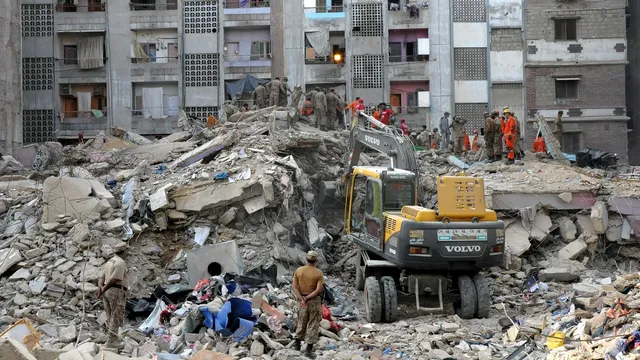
[503,107,517,164]
[472,130,480,151]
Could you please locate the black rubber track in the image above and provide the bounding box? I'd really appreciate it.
[380,276,398,323]
[364,276,382,323]
[473,274,491,319]
[456,275,477,319]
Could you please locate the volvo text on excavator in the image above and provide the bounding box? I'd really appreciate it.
[321,111,505,322]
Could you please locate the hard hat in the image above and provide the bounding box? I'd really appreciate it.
[503,107,511,114]
[473,130,479,134]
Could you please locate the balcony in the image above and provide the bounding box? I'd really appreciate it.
[224,0,270,27]
[131,109,179,135]
[305,62,345,83]
[55,4,106,32]
[304,6,345,31]
[130,57,180,82]
[224,55,271,79]
[57,60,107,83]
[57,111,109,138]
[388,58,429,81]
[387,6,429,30]
[130,1,177,11]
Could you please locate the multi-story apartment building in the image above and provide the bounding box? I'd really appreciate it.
[1,0,22,155]
[15,0,629,162]
[523,0,629,162]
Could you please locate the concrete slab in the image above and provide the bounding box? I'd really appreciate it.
[558,239,587,260]
[159,131,191,143]
[41,177,111,223]
[0,248,23,276]
[505,221,531,257]
[116,142,196,165]
[172,178,264,213]
[575,215,596,236]
[86,179,116,207]
[591,201,608,234]
[0,339,38,360]
[185,241,244,287]
[557,216,577,241]
[170,131,237,169]
[491,192,596,211]
[530,212,552,241]
[149,183,174,212]
[608,197,640,216]
[606,215,623,242]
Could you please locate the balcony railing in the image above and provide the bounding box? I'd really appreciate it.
[305,56,338,65]
[56,3,105,12]
[389,55,429,63]
[62,109,108,120]
[131,107,179,117]
[304,5,344,13]
[131,56,179,64]
[224,0,270,8]
[130,1,178,10]
[225,54,271,62]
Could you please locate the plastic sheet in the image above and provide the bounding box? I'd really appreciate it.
[138,299,167,333]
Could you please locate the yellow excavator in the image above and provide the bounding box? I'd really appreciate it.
[321,111,505,322]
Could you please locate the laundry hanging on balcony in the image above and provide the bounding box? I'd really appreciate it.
[77,35,104,69]
[305,30,330,57]
[132,38,150,63]
[77,92,92,117]
[142,87,165,119]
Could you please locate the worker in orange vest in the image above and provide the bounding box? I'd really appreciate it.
[533,132,547,153]
[472,130,480,151]
[503,108,517,164]
[345,97,360,118]
[463,130,471,152]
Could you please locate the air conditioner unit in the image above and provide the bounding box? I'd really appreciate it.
[93,86,105,96]
[59,84,75,96]
[407,107,417,113]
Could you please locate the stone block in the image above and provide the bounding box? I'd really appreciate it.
[591,201,608,234]
[557,239,587,260]
[185,241,243,287]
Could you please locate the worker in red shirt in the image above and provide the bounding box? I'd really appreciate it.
[301,97,313,116]
[472,130,480,151]
[380,105,393,125]
[399,118,409,136]
[533,132,547,153]
[345,97,360,118]
[463,130,470,151]
[355,99,365,112]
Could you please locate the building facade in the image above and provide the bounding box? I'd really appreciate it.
[523,0,629,162]
[1,0,22,155]
[16,0,629,162]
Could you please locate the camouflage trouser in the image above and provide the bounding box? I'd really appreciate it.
[295,296,322,345]
[485,132,495,158]
[256,99,265,109]
[514,135,521,154]
[454,136,465,156]
[270,93,279,107]
[316,110,327,130]
[279,93,288,107]
[326,110,337,130]
[494,133,502,157]
[103,287,126,343]
[554,131,563,150]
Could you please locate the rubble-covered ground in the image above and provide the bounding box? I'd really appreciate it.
[2,108,640,360]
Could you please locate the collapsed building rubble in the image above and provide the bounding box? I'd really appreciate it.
[1,105,640,359]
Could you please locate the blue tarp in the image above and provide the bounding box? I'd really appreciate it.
[200,298,257,342]
[225,74,267,99]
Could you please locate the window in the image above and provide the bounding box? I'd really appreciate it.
[406,42,417,61]
[140,43,157,62]
[366,181,382,217]
[563,133,580,153]
[250,41,270,60]
[88,0,105,11]
[407,92,418,108]
[555,79,578,100]
[555,19,577,41]
[131,0,155,10]
[63,45,77,65]
[383,181,414,210]
[167,0,177,10]
[389,42,402,62]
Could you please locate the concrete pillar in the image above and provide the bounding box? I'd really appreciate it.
[270,0,285,79]
[428,0,453,129]
[283,0,305,93]
[0,0,22,154]
[106,0,133,129]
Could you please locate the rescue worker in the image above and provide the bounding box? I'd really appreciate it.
[313,88,328,130]
[494,111,503,161]
[325,88,346,131]
[279,77,293,107]
[345,97,360,118]
[450,115,467,157]
[416,125,429,147]
[431,128,441,150]
[301,97,313,116]
[513,112,522,159]
[484,112,496,162]
[439,112,451,150]
[503,107,517,164]
[533,132,547,153]
[292,251,324,359]
[472,130,480,151]
[554,110,564,150]
[399,118,409,136]
[269,77,285,107]
[206,113,218,128]
[380,105,394,125]
[355,98,365,112]
[231,93,241,107]
[96,242,128,349]
[463,130,470,152]
[252,83,267,109]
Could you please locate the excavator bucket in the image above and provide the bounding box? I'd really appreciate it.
[317,180,344,209]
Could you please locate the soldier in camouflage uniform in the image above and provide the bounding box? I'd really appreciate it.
[450,115,467,157]
[484,112,496,162]
[313,89,328,130]
[279,77,293,107]
[269,77,285,107]
[325,88,346,131]
[251,83,267,109]
[292,251,324,359]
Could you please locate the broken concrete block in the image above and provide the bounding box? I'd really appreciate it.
[41,222,61,231]
[557,216,577,241]
[3,220,24,237]
[167,210,187,220]
[9,268,30,281]
[149,183,174,212]
[250,340,265,357]
[575,215,596,236]
[219,207,238,226]
[159,131,191,143]
[558,239,588,260]
[69,223,90,243]
[58,325,77,343]
[538,267,580,282]
[86,179,116,207]
[606,215,623,242]
[591,201,608,234]
[105,219,125,231]
[29,276,47,295]
[272,222,287,235]
[622,217,632,240]
[173,178,263,213]
[243,195,268,214]
[505,221,531,257]
[24,217,38,235]
[530,212,552,241]
[558,192,572,203]
[0,248,23,276]
[572,283,603,297]
[185,241,243,287]
[42,177,111,223]
[307,218,329,248]
[13,293,28,306]
[170,131,237,169]
[0,339,38,360]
